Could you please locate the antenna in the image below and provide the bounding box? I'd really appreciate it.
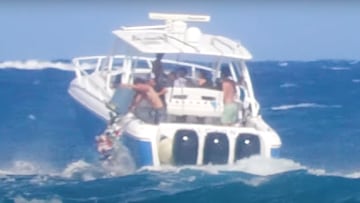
[149,12,210,22]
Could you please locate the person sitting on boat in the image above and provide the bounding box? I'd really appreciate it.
[123,78,166,124]
[196,70,212,88]
[166,71,177,87]
[151,53,168,107]
[220,69,239,125]
[173,67,193,87]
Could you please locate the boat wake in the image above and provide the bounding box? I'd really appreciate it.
[271,103,342,111]
[3,156,360,202]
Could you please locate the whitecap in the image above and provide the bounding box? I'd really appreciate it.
[278,62,288,67]
[14,196,62,203]
[323,66,350,71]
[0,60,93,71]
[271,103,342,111]
[28,114,36,120]
[280,83,297,88]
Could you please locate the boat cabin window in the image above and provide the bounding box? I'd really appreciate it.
[111,57,124,70]
[132,58,151,70]
[110,73,122,88]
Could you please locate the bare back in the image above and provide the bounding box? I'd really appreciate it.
[145,87,164,109]
[222,79,236,104]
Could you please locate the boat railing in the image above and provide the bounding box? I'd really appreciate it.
[72,55,114,101]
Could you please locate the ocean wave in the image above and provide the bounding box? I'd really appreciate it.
[349,60,359,65]
[352,79,360,83]
[142,156,304,178]
[271,103,342,111]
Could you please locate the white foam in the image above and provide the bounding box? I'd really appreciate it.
[61,160,96,180]
[278,62,288,67]
[14,196,62,203]
[100,144,136,176]
[0,161,42,175]
[28,114,36,120]
[220,156,304,176]
[0,60,75,70]
[144,156,304,177]
[271,103,342,111]
[280,83,297,88]
[323,66,350,71]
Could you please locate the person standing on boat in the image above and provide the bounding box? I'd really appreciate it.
[220,69,239,125]
[123,78,166,124]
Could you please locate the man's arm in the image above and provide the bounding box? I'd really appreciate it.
[129,93,143,112]
[122,83,149,93]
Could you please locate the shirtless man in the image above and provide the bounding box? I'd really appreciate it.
[221,71,239,125]
[123,78,166,124]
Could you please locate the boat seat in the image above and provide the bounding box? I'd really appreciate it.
[166,87,223,117]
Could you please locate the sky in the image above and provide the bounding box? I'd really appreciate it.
[1,0,359,61]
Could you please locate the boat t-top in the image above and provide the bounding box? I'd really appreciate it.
[68,12,282,168]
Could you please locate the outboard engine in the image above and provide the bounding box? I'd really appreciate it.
[203,132,229,164]
[173,130,198,165]
[235,133,260,160]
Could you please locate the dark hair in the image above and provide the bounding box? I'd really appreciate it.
[198,70,207,78]
[177,67,187,77]
[133,77,146,84]
[221,69,231,78]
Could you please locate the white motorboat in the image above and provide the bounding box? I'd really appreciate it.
[68,12,282,168]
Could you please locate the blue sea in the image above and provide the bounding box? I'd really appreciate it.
[1,59,360,202]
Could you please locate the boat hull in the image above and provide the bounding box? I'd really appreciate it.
[117,117,281,168]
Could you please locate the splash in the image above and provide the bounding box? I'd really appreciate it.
[271,103,342,111]
[61,160,98,180]
[99,144,137,177]
[143,156,304,177]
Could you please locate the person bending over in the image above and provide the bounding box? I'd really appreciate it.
[123,78,166,124]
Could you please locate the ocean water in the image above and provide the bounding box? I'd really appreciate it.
[1,59,360,202]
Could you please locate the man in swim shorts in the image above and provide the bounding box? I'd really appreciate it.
[220,69,239,125]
